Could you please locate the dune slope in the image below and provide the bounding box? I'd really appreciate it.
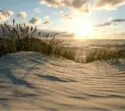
[0,52,125,110]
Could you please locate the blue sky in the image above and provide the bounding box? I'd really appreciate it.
[0,0,125,39]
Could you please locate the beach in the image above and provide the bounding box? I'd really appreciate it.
[0,52,125,110]
[1,0,125,110]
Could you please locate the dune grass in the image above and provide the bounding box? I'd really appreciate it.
[0,20,125,63]
[0,20,76,60]
[85,47,125,63]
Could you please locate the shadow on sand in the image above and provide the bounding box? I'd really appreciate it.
[36,74,77,82]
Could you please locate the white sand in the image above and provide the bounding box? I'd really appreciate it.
[0,52,125,111]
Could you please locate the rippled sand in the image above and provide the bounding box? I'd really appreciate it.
[0,52,125,110]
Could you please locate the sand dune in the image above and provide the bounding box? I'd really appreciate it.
[0,52,125,110]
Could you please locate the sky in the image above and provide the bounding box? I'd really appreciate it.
[0,0,125,39]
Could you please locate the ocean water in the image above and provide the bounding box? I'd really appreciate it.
[65,39,125,48]
[64,39,125,59]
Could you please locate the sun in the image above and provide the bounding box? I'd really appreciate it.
[74,24,93,39]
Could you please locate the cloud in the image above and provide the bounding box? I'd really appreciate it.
[60,11,72,19]
[111,19,125,22]
[29,17,41,25]
[59,32,75,38]
[95,18,125,28]
[95,22,112,28]
[42,16,53,25]
[41,0,89,13]
[38,29,75,38]
[95,0,125,10]
[34,8,41,13]
[42,20,53,25]
[40,0,125,13]
[0,10,14,22]
[29,16,53,25]
[17,12,27,19]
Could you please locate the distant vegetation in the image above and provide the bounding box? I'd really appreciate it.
[0,20,125,63]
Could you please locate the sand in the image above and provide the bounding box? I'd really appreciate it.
[0,52,125,111]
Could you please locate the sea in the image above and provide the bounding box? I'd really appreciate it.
[65,39,125,48]
[64,39,125,58]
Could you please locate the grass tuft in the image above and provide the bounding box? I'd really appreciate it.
[0,20,76,60]
[85,48,125,63]
[0,20,125,63]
